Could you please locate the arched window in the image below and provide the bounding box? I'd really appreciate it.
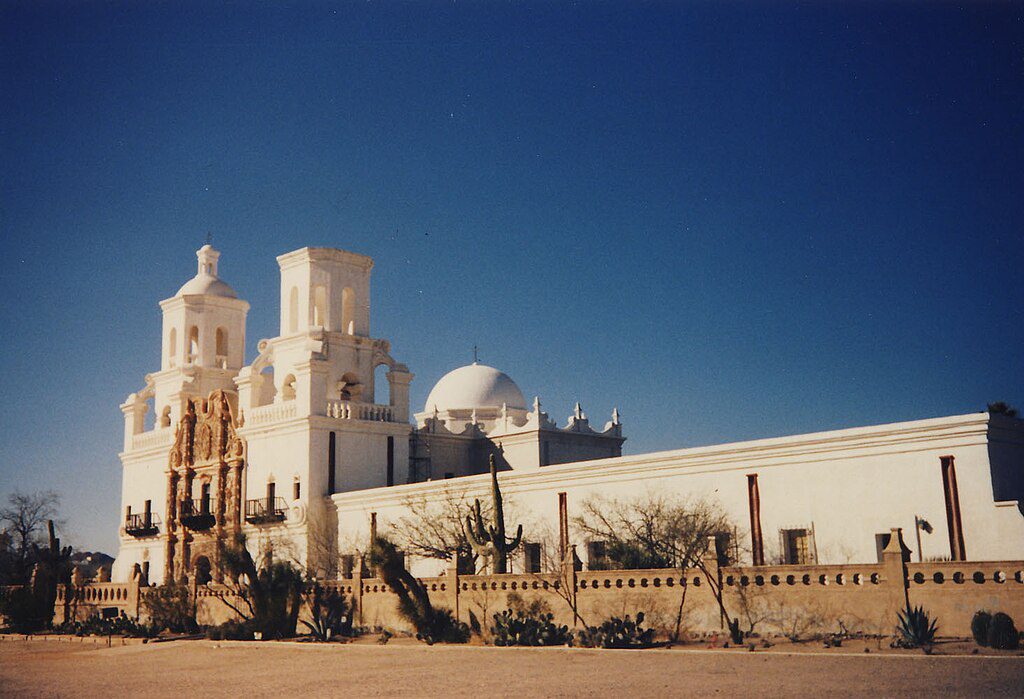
[168,327,177,367]
[313,285,327,328]
[187,326,199,363]
[339,372,362,401]
[374,364,390,405]
[288,287,299,334]
[341,287,355,335]
[215,327,228,367]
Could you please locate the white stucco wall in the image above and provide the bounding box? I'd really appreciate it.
[333,413,1024,578]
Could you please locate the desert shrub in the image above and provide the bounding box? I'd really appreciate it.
[55,613,158,638]
[300,585,351,641]
[987,612,1019,650]
[1,587,50,633]
[727,618,743,645]
[576,612,656,649]
[491,609,573,647]
[368,535,469,644]
[894,606,937,650]
[142,583,197,634]
[207,619,256,641]
[416,607,470,645]
[971,611,992,647]
[218,538,303,640]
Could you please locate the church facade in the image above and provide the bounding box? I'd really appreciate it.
[112,245,1024,583]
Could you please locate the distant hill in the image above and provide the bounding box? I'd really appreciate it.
[71,551,115,580]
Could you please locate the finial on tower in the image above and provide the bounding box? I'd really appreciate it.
[612,407,620,425]
[574,402,584,420]
[533,396,541,413]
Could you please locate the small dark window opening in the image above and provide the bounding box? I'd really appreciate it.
[875,533,891,563]
[200,483,211,514]
[293,481,300,500]
[144,499,152,527]
[141,561,150,582]
[386,436,395,486]
[586,540,608,570]
[328,432,336,494]
[267,481,276,502]
[340,554,355,579]
[525,543,542,573]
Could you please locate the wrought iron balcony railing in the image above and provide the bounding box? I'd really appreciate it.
[179,497,217,530]
[245,497,287,525]
[124,513,160,537]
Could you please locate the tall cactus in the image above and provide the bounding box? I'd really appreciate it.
[466,455,522,574]
[30,520,73,628]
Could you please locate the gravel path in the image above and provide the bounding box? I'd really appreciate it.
[2,638,1023,698]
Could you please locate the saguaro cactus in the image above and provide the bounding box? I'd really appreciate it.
[466,455,522,574]
[30,520,73,627]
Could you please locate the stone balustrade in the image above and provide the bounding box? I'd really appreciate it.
[129,428,175,452]
[325,400,395,422]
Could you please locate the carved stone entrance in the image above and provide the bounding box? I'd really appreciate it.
[164,390,246,584]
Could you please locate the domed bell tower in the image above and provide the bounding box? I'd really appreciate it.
[150,244,250,429]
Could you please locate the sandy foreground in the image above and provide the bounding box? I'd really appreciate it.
[2,637,1023,698]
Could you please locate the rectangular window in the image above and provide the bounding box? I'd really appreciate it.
[781,528,811,565]
[340,554,355,579]
[200,483,211,513]
[586,540,608,570]
[386,436,395,486]
[293,481,301,500]
[267,481,276,502]
[524,543,542,573]
[714,531,733,566]
[328,432,336,494]
[144,500,152,527]
[141,561,150,581]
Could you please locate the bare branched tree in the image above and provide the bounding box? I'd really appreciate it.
[574,492,734,642]
[0,491,61,583]
[388,487,491,573]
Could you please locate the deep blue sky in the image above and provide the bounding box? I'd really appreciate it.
[2,2,1022,553]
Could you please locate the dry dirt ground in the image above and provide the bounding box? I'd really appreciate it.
[2,637,1023,698]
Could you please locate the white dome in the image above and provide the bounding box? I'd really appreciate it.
[175,244,238,298]
[176,274,238,298]
[424,363,526,413]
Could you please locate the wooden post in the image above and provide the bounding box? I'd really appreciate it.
[447,558,461,623]
[747,474,764,566]
[881,527,910,621]
[557,492,568,564]
[353,556,365,626]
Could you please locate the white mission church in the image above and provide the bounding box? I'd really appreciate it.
[112,244,1024,583]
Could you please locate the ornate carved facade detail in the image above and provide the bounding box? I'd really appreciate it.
[163,390,246,584]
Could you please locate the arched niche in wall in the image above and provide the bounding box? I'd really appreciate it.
[313,285,327,328]
[288,286,299,334]
[168,327,177,367]
[341,287,355,335]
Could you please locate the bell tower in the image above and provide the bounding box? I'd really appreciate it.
[150,244,250,429]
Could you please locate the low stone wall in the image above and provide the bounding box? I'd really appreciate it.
[337,534,1023,639]
[13,532,1024,640]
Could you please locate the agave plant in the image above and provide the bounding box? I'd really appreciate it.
[895,606,938,650]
